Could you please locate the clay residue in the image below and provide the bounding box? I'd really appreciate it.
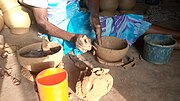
[20,46,61,58]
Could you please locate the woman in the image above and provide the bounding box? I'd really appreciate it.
[24,0,180,55]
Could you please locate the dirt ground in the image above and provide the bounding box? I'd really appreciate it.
[0,3,180,101]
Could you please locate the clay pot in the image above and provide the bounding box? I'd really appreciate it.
[119,0,136,11]
[3,6,31,34]
[17,42,64,73]
[100,0,119,11]
[0,10,4,31]
[0,0,20,12]
[100,0,119,17]
[94,36,129,62]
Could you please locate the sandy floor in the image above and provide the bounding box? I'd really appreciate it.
[0,3,180,101]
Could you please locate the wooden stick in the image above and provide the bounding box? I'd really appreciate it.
[77,54,95,69]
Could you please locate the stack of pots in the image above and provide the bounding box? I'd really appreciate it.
[100,0,119,17]
[0,0,31,34]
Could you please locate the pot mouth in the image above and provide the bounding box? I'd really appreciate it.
[144,34,176,48]
[94,36,129,50]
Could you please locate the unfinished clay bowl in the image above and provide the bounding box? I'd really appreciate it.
[94,36,129,62]
[17,42,64,73]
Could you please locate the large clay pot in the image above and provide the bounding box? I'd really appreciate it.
[3,6,31,34]
[100,0,119,17]
[100,0,119,11]
[18,0,36,24]
[0,0,20,12]
[0,10,4,31]
[119,0,136,11]
[94,36,129,62]
[17,42,64,73]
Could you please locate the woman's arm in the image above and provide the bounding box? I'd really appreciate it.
[88,0,102,44]
[32,7,92,52]
[88,0,100,27]
[32,7,76,43]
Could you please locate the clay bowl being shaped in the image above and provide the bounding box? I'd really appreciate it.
[94,36,129,62]
[17,42,64,73]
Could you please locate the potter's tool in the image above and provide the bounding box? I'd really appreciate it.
[68,53,93,71]
[77,54,95,69]
[41,37,54,55]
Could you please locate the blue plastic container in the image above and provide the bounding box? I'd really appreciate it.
[143,34,176,64]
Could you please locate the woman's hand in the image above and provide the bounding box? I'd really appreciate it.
[90,14,100,29]
[72,34,92,53]
[90,14,101,32]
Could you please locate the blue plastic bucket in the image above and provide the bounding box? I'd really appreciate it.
[143,34,176,64]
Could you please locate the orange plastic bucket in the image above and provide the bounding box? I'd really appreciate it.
[36,68,68,101]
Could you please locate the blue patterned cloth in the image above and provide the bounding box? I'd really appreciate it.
[99,14,152,45]
[68,12,152,45]
[41,0,152,55]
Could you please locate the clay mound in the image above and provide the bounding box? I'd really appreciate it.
[76,68,113,101]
